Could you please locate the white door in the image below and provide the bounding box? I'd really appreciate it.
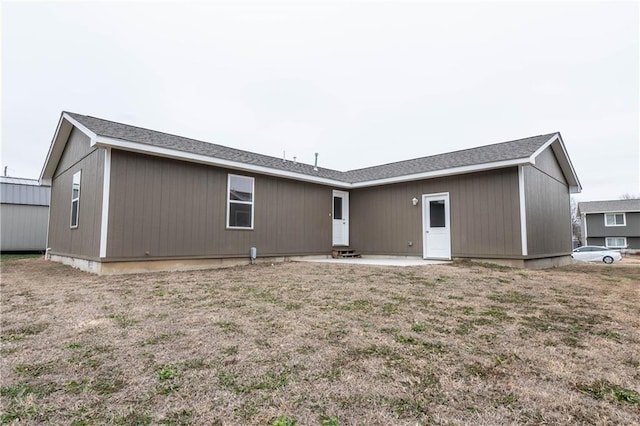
[332,190,349,246]
[422,193,451,259]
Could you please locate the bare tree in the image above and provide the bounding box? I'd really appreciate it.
[571,197,582,245]
[620,193,640,200]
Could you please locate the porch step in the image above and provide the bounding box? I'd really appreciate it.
[332,249,362,259]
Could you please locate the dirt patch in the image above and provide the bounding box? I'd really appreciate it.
[1,258,639,424]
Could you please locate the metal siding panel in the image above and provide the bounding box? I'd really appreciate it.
[0,205,49,250]
[0,183,50,206]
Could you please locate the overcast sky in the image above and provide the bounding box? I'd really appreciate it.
[2,1,638,201]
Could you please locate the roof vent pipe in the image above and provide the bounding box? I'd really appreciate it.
[314,153,319,171]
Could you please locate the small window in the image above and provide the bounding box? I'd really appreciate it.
[605,237,627,248]
[605,213,625,226]
[333,196,343,220]
[70,170,81,228]
[429,200,446,228]
[227,174,254,229]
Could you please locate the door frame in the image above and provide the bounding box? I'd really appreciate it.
[422,192,451,260]
[332,190,349,246]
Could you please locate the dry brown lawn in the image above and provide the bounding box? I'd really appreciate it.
[1,257,639,425]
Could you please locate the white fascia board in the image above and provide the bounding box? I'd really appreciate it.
[551,135,582,192]
[61,112,98,142]
[39,113,98,184]
[529,133,560,160]
[39,115,70,184]
[93,136,351,188]
[350,158,531,188]
[95,136,534,189]
[582,209,639,214]
[529,133,582,192]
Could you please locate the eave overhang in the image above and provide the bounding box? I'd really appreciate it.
[40,114,581,192]
[529,133,582,193]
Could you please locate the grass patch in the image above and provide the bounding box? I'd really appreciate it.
[214,320,242,334]
[272,415,297,426]
[1,322,49,341]
[411,321,426,332]
[577,380,640,405]
[487,291,533,304]
[107,313,138,328]
[3,257,639,424]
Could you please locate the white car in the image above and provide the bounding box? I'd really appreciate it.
[572,246,622,264]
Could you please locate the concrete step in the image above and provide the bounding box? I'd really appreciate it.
[332,249,362,259]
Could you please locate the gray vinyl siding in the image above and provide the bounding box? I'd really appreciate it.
[585,237,605,247]
[105,150,331,260]
[48,139,104,259]
[585,212,640,238]
[524,157,572,256]
[349,167,522,258]
[585,237,640,249]
[627,237,640,249]
[0,204,49,251]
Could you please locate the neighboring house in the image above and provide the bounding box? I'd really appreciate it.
[578,199,640,252]
[39,112,581,274]
[0,176,51,252]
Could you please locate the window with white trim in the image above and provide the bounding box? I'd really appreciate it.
[70,170,81,228]
[605,213,625,226]
[227,174,254,229]
[605,237,627,248]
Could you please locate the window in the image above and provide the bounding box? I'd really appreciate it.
[605,237,627,248]
[70,170,81,228]
[429,200,446,228]
[605,213,625,226]
[227,174,254,229]
[333,196,343,220]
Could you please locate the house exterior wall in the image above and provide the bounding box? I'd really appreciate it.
[584,237,640,249]
[48,129,104,259]
[585,212,640,238]
[0,204,49,251]
[349,167,523,258]
[524,148,572,257]
[105,149,332,260]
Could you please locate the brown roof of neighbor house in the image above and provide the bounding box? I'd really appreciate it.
[64,112,558,184]
[578,199,640,214]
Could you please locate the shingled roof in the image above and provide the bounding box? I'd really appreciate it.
[65,112,346,181]
[578,199,640,214]
[63,112,558,185]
